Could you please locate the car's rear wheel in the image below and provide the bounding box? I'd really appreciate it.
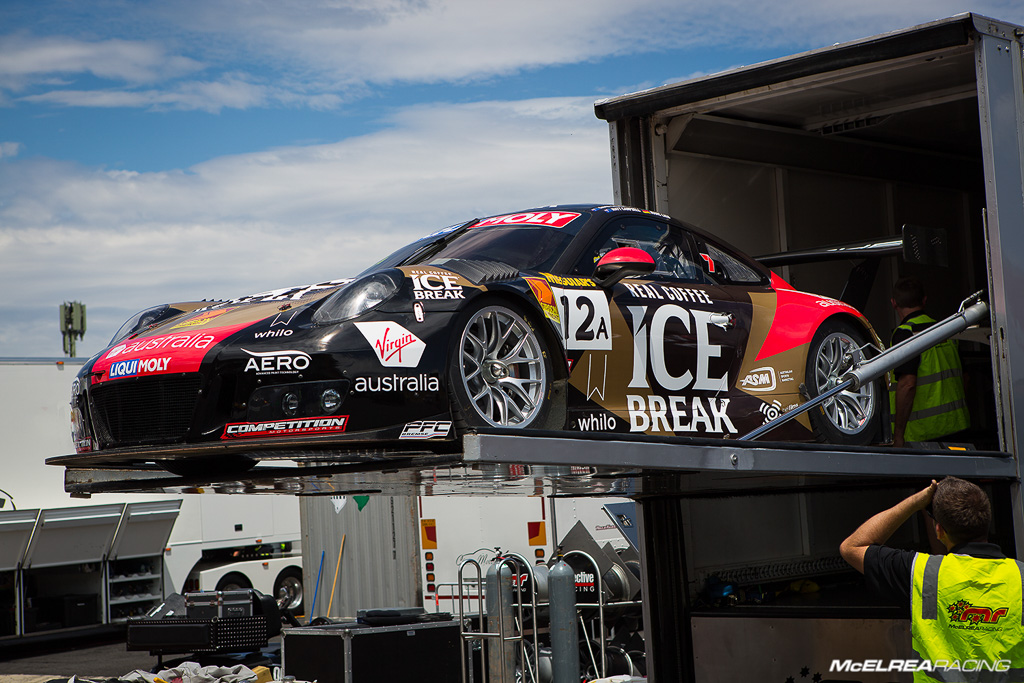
[805,319,879,445]
[448,302,552,429]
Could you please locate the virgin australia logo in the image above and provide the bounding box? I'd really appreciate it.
[353,321,426,368]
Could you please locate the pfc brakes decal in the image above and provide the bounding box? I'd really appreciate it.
[475,211,580,229]
[400,420,452,439]
[223,416,349,439]
[353,321,426,368]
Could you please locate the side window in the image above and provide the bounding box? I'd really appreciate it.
[697,240,767,285]
[576,218,700,282]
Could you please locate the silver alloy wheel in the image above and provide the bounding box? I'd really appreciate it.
[458,306,547,427]
[812,330,875,434]
[277,574,303,611]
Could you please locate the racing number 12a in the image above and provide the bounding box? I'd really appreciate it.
[553,288,613,351]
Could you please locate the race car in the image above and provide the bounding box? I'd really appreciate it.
[69,205,885,473]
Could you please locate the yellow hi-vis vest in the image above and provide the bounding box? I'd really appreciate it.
[911,552,1024,681]
[889,313,970,442]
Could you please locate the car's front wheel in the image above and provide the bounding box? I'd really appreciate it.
[805,319,880,445]
[448,302,552,429]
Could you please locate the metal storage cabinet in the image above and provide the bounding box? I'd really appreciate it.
[282,620,461,683]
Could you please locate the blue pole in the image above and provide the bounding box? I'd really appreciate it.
[309,550,325,625]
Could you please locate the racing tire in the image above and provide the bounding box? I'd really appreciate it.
[274,566,304,616]
[448,301,553,429]
[804,318,880,446]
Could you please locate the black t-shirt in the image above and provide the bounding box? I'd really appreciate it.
[864,541,1008,606]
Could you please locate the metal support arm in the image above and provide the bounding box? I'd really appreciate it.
[740,292,989,442]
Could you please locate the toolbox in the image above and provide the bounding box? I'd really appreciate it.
[282,619,460,683]
[127,589,280,655]
[185,589,254,619]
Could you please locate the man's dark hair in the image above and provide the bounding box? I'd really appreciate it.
[892,276,926,309]
[932,477,991,544]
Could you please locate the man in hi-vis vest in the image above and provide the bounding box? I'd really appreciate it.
[890,276,969,447]
[841,477,1024,681]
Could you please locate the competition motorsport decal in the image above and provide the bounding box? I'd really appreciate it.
[223,416,349,439]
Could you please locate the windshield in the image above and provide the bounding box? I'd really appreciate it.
[361,222,581,276]
[424,226,575,272]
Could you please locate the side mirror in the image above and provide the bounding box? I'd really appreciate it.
[593,247,656,288]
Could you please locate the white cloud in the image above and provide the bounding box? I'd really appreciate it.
[0,34,202,90]
[0,142,21,158]
[20,78,341,113]
[166,0,1024,85]
[7,2,1024,112]
[0,96,612,357]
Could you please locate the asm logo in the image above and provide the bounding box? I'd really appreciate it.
[740,367,777,392]
[948,599,1009,624]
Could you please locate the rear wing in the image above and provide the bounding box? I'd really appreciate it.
[754,224,947,309]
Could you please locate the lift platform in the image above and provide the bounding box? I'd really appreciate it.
[51,430,1016,499]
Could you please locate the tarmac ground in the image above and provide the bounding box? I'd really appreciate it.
[0,635,158,680]
[0,632,282,682]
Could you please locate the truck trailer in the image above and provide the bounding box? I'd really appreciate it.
[591,12,1024,680]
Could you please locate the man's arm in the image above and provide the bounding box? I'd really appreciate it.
[840,480,937,573]
[893,373,917,447]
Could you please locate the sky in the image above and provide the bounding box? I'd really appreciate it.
[2,0,1023,359]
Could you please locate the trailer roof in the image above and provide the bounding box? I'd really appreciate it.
[594,13,1015,124]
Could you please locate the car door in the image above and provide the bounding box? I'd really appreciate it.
[557,215,754,437]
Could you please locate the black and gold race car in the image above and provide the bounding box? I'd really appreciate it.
[69,205,885,473]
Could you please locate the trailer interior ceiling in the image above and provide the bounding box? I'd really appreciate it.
[595,14,1018,453]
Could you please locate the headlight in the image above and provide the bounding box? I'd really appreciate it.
[313,270,401,324]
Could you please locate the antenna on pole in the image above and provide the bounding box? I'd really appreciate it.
[60,301,87,357]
